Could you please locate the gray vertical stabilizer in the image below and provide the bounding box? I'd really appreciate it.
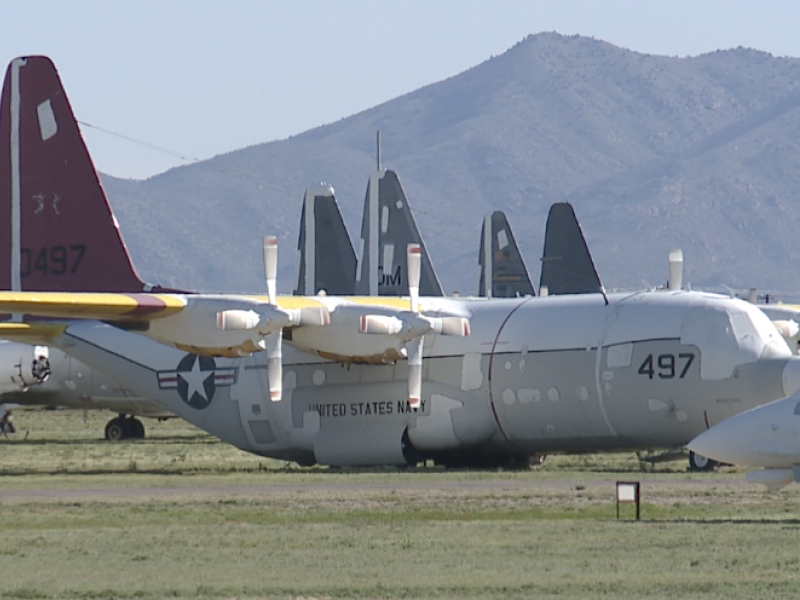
[355,169,444,296]
[293,183,356,296]
[478,211,535,298]
[539,203,604,296]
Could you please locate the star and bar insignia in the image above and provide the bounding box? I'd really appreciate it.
[157,354,237,409]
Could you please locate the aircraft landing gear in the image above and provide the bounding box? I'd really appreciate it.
[0,412,15,434]
[434,453,540,470]
[688,451,717,472]
[104,415,146,441]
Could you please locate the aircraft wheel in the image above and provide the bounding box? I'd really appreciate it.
[506,455,533,471]
[688,451,717,472]
[105,418,128,441]
[530,455,547,466]
[128,418,145,439]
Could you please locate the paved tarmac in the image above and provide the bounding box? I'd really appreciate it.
[0,476,751,502]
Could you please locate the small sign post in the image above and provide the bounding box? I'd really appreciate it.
[616,481,641,520]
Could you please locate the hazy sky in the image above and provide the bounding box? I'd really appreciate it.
[2,1,799,179]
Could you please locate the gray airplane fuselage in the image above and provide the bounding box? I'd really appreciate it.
[0,341,169,418]
[52,290,797,466]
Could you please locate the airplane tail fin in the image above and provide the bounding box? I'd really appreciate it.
[0,56,157,293]
[478,211,535,298]
[354,169,444,297]
[293,183,356,295]
[539,203,604,296]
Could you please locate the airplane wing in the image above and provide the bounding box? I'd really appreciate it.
[0,322,67,345]
[0,287,325,403]
[0,289,463,359]
[0,246,469,408]
[0,292,186,320]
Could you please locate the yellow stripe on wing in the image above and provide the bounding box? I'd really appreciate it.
[0,292,418,324]
[242,294,411,310]
[238,295,330,309]
[245,295,411,309]
[0,292,186,320]
[777,304,800,311]
[0,322,68,344]
[340,296,412,309]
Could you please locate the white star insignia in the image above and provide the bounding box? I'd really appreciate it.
[178,358,210,402]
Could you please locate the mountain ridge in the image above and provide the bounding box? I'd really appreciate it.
[100,32,800,298]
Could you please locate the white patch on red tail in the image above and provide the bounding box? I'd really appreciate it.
[36,99,57,141]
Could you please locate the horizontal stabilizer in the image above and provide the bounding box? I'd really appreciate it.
[539,203,604,296]
[478,211,535,298]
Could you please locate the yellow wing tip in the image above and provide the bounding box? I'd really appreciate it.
[0,322,68,338]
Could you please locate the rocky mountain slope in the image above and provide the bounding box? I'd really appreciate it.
[102,33,800,298]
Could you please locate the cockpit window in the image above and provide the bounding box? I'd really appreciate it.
[681,302,787,380]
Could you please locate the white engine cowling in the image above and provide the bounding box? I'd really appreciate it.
[0,342,51,394]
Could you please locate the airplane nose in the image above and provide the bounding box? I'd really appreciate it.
[688,419,752,466]
[783,358,800,397]
[688,395,800,468]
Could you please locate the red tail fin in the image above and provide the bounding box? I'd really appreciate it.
[0,56,153,292]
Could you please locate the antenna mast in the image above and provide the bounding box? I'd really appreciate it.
[376,130,381,171]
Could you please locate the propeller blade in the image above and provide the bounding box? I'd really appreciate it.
[407,244,421,313]
[264,329,283,401]
[263,236,278,305]
[406,337,423,409]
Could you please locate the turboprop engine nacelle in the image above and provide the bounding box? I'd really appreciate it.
[0,342,51,394]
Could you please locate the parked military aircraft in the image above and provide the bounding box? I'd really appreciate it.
[293,183,357,296]
[355,168,443,297]
[5,55,800,469]
[688,298,800,487]
[538,203,605,297]
[0,339,170,439]
[0,55,445,443]
[477,203,610,299]
[688,395,800,489]
[294,167,442,299]
[475,205,604,300]
[478,211,535,298]
[0,55,181,439]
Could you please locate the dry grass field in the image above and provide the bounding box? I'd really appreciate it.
[2,409,800,599]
